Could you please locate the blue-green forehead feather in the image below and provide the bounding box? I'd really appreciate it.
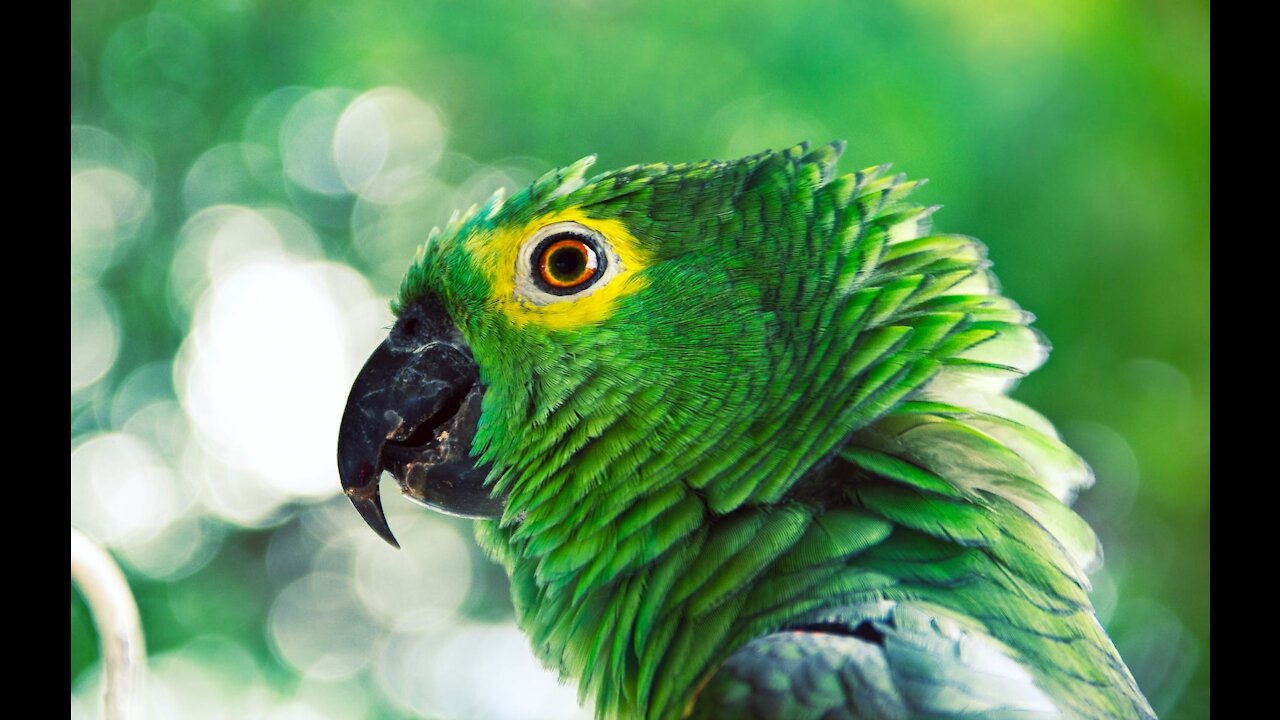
[398,141,858,314]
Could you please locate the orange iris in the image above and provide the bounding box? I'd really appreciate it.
[539,238,598,288]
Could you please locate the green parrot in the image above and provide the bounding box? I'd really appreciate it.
[337,142,1155,720]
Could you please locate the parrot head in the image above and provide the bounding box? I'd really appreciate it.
[340,142,896,548]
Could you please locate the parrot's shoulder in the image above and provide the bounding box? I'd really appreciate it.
[710,411,1158,720]
[689,599,1065,720]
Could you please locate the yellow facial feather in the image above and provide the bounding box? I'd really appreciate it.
[466,207,651,331]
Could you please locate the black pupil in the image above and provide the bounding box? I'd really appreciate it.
[549,246,587,282]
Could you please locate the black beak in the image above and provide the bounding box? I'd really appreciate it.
[337,295,504,548]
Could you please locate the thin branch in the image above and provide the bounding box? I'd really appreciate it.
[71,528,146,720]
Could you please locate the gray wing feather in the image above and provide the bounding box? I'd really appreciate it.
[691,601,1063,720]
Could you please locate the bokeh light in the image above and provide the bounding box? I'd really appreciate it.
[270,572,380,681]
[334,87,445,202]
[281,88,359,198]
[182,143,281,214]
[376,614,589,720]
[71,3,1207,718]
[70,432,185,548]
[71,167,151,277]
[70,284,120,392]
[175,250,386,512]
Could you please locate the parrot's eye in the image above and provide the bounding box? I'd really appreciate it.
[515,221,621,305]
[536,235,600,291]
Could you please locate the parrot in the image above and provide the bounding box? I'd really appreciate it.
[336,142,1155,720]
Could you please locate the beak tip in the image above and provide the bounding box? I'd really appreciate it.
[346,490,401,549]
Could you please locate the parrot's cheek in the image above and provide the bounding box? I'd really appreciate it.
[337,295,505,548]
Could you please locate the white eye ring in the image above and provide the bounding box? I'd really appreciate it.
[514,221,624,306]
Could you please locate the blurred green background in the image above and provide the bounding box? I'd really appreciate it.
[71,1,1209,718]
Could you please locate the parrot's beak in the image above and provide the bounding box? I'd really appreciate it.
[337,295,504,548]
